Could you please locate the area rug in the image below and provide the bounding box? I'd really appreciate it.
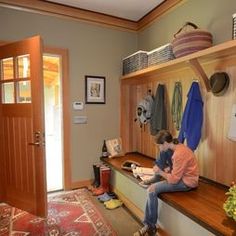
[0,188,117,235]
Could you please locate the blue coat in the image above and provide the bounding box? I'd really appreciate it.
[178,82,203,150]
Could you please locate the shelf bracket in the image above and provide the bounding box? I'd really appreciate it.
[188,58,211,92]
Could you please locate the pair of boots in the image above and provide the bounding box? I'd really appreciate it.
[92,164,111,196]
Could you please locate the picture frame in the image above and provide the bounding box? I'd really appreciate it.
[106,137,124,158]
[85,75,106,104]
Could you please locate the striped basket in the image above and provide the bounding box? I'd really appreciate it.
[233,13,236,40]
[172,22,212,58]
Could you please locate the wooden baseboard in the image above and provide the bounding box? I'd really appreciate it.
[70,179,92,189]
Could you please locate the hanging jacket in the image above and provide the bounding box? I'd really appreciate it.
[150,84,167,136]
[171,81,182,130]
[178,82,203,151]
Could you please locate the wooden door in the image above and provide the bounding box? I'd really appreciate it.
[0,36,47,217]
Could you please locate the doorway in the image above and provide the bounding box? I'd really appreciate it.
[0,38,71,216]
[43,54,63,192]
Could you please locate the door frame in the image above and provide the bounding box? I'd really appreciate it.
[44,46,71,190]
[0,40,72,191]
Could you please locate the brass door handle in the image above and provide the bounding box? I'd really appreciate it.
[28,142,40,146]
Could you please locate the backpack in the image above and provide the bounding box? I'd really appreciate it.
[134,93,154,127]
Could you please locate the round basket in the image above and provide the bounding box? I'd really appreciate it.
[172,22,213,58]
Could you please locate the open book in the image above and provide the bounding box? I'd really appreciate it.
[132,167,154,180]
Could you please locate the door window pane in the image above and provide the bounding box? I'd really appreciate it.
[18,81,31,103]
[2,82,14,103]
[1,57,14,80]
[17,55,30,78]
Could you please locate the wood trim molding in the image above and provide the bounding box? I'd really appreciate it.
[44,46,71,191]
[0,0,137,31]
[137,0,185,31]
[70,179,92,190]
[0,0,183,32]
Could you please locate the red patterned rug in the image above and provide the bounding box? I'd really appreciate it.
[0,188,117,235]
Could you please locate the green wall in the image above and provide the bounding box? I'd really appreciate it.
[0,7,137,182]
[1,0,236,186]
[138,0,236,50]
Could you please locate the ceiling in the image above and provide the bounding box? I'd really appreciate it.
[0,0,183,31]
[45,0,165,21]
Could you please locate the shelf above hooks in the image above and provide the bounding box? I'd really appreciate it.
[121,40,236,92]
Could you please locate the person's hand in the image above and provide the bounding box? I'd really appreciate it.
[153,165,160,174]
[148,183,156,193]
[164,166,170,173]
[159,145,164,152]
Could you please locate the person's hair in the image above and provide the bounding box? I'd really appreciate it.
[155,130,179,145]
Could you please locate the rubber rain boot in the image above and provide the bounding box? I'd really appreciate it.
[93,165,111,196]
[92,164,100,188]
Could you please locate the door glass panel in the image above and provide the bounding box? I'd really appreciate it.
[2,57,14,80]
[18,81,31,103]
[17,55,30,78]
[2,82,14,103]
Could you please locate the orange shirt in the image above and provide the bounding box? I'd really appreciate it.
[166,144,199,188]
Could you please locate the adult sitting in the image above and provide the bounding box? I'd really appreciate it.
[134,129,199,236]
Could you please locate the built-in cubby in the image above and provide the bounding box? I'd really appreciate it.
[120,40,236,186]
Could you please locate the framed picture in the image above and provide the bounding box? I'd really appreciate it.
[85,75,106,104]
[106,137,124,158]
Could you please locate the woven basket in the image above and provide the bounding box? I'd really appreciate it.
[172,22,213,58]
[122,51,148,75]
[233,13,236,39]
[147,43,175,67]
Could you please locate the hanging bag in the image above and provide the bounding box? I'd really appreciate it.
[134,92,154,128]
[172,22,213,58]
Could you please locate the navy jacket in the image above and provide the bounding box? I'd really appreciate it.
[178,82,203,150]
[155,149,173,170]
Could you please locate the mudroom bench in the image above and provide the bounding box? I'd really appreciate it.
[101,152,235,236]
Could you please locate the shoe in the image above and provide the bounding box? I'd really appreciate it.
[133,225,157,236]
[92,186,105,196]
[97,192,112,202]
[107,192,118,199]
[104,199,123,209]
[139,181,150,188]
[148,227,157,236]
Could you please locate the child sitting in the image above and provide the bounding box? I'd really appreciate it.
[139,149,173,187]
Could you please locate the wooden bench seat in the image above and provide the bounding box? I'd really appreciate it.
[101,152,236,236]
